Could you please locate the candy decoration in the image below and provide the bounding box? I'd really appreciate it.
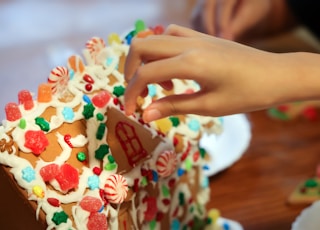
[5,102,22,122]
[82,103,95,119]
[86,37,106,62]
[87,212,108,230]
[135,19,146,33]
[64,134,73,148]
[108,33,121,45]
[35,117,50,132]
[92,91,111,108]
[55,163,79,191]
[18,90,34,110]
[40,163,59,181]
[93,167,102,176]
[80,196,103,213]
[52,211,68,225]
[37,83,52,103]
[142,196,157,221]
[22,166,36,182]
[137,29,154,38]
[95,144,109,160]
[32,185,44,198]
[104,174,128,204]
[24,130,49,155]
[83,74,94,84]
[156,150,178,177]
[47,198,60,207]
[48,66,69,95]
[67,55,85,73]
[152,25,164,35]
[77,152,86,162]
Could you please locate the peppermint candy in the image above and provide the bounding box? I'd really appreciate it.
[156,150,178,177]
[85,37,105,63]
[104,174,128,204]
[48,66,69,95]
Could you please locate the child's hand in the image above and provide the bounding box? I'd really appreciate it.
[124,24,290,122]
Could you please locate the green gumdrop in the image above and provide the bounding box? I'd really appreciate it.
[135,19,146,33]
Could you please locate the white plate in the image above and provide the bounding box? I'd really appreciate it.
[291,201,320,230]
[200,114,252,176]
[216,217,244,230]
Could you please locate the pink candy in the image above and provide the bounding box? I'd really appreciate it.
[18,90,34,110]
[87,212,108,230]
[40,163,60,182]
[5,102,22,121]
[80,196,103,213]
[92,91,111,108]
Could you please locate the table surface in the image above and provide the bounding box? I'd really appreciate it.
[1,1,320,230]
[207,111,320,230]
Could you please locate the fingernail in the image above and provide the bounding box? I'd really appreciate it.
[143,109,162,122]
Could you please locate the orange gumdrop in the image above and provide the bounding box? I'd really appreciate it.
[136,30,154,38]
[37,83,52,103]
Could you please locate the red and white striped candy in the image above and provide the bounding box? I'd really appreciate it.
[86,37,105,63]
[48,66,69,94]
[104,174,128,204]
[156,150,178,177]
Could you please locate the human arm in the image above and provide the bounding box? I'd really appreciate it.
[191,0,297,41]
[124,24,320,122]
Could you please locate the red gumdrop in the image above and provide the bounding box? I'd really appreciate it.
[92,91,111,108]
[24,130,49,155]
[153,25,164,35]
[87,212,108,230]
[18,90,34,110]
[40,163,60,181]
[143,196,158,221]
[80,196,103,213]
[55,163,79,191]
[5,102,22,121]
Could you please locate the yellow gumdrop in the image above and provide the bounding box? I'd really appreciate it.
[154,118,172,134]
[108,33,121,45]
[33,185,45,198]
[208,209,221,225]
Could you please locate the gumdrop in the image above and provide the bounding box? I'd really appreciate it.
[135,19,146,33]
[40,163,59,182]
[153,25,164,35]
[24,130,49,155]
[18,90,34,110]
[55,163,79,191]
[92,91,111,108]
[5,102,22,122]
[108,33,121,45]
[37,83,52,103]
[87,212,108,230]
[80,196,103,213]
